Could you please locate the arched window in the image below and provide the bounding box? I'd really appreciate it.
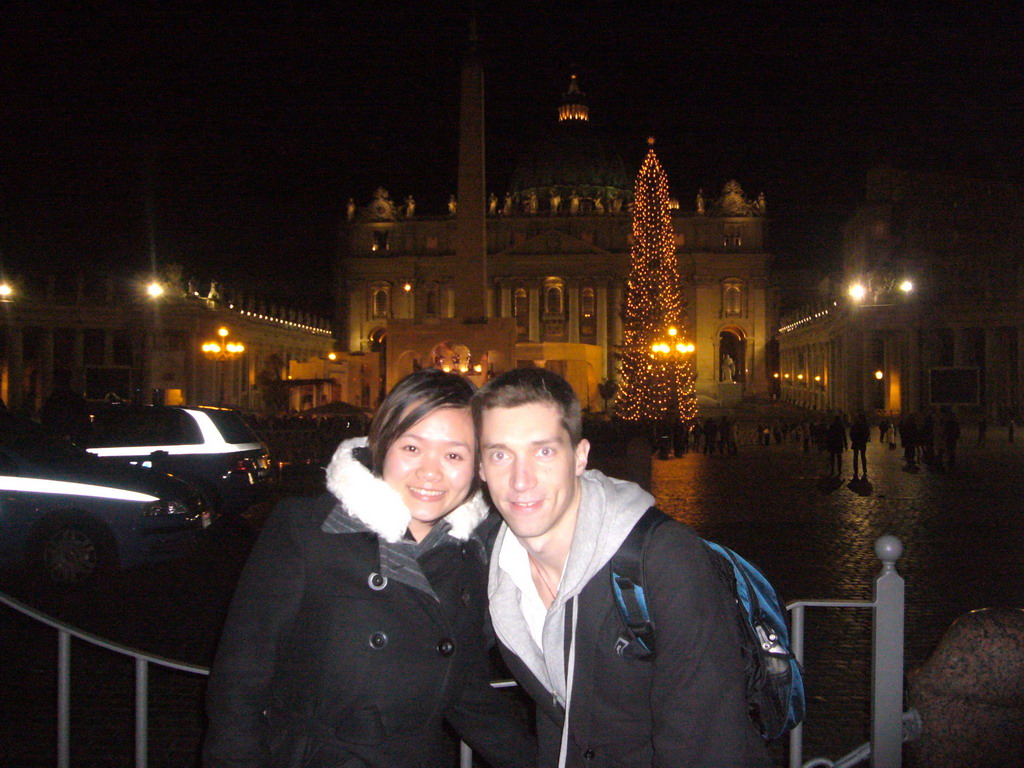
[581,287,595,318]
[543,278,564,316]
[723,280,743,317]
[372,286,390,319]
[425,287,439,317]
[514,288,528,322]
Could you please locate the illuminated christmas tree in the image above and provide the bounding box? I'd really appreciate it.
[616,139,698,425]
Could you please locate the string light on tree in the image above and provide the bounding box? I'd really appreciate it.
[616,138,698,425]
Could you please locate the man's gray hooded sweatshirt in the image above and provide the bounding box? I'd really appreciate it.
[488,469,653,708]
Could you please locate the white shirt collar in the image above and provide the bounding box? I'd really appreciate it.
[497,527,556,650]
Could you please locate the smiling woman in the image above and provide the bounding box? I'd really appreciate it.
[203,368,536,768]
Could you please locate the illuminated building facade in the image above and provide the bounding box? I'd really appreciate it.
[336,76,773,408]
[777,167,1024,420]
[0,273,344,415]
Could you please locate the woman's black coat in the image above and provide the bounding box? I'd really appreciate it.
[204,440,535,768]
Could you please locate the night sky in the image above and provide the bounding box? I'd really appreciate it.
[3,2,1021,314]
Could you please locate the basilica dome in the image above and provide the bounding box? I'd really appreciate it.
[507,76,632,213]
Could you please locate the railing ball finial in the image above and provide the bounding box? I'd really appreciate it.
[874,534,903,565]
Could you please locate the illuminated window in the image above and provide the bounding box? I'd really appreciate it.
[513,288,528,331]
[372,231,389,252]
[372,286,390,319]
[723,281,743,317]
[724,226,742,248]
[581,287,595,318]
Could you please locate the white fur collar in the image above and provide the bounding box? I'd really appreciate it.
[324,436,488,543]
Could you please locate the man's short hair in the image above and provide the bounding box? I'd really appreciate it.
[473,367,582,447]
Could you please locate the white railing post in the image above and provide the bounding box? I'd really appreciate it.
[789,603,805,768]
[58,629,71,768]
[136,657,149,768]
[871,535,904,768]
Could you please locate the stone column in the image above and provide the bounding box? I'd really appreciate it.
[611,284,623,350]
[528,286,540,343]
[40,330,54,401]
[9,328,24,412]
[904,327,920,415]
[499,283,511,317]
[72,330,85,393]
[567,281,580,343]
[983,328,998,419]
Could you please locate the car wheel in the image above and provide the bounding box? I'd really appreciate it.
[37,520,112,585]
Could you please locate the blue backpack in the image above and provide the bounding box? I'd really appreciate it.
[610,507,805,741]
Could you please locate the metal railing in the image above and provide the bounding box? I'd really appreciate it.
[0,590,208,768]
[1,534,908,768]
[787,534,907,768]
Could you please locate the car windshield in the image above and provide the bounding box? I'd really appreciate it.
[0,413,93,464]
[202,409,262,444]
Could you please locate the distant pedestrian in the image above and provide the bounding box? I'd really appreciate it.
[703,417,718,455]
[878,418,890,444]
[941,412,961,469]
[901,413,919,468]
[826,415,848,476]
[673,419,690,456]
[978,418,987,445]
[849,413,870,480]
[1009,417,1016,444]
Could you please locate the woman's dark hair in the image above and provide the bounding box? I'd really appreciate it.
[367,368,477,478]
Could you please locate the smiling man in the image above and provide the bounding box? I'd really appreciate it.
[473,368,768,768]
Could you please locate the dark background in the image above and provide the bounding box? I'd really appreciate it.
[3,2,1021,314]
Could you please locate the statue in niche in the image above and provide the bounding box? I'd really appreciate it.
[757,192,766,214]
[721,354,736,382]
[502,193,514,216]
[594,197,605,214]
[610,193,623,213]
[488,193,498,215]
[696,189,705,215]
[404,195,415,218]
[346,198,356,221]
[527,191,538,214]
[448,195,458,216]
[550,193,561,214]
[570,193,580,214]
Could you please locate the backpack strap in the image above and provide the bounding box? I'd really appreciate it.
[610,506,667,659]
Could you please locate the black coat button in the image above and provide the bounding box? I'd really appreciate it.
[583,748,595,760]
[369,631,388,649]
[437,638,455,657]
[367,572,387,590]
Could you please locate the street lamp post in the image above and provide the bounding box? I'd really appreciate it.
[201,327,245,405]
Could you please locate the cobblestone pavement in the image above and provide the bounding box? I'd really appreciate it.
[2,429,1021,766]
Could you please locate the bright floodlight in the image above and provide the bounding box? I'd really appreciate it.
[899,280,913,293]
[0,283,11,298]
[848,283,867,301]
[875,370,884,380]
[218,327,229,338]
[147,281,164,298]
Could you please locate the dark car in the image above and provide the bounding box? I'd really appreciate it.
[0,413,211,584]
[82,405,272,516]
